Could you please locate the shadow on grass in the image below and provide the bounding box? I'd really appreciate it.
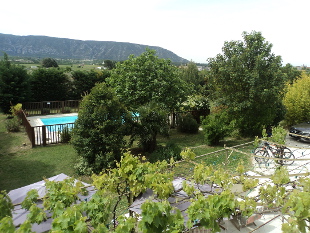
[0,144,78,192]
[0,155,57,192]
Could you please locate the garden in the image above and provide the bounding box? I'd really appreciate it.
[1,31,310,232]
[0,112,254,192]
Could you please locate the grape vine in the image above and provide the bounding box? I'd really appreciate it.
[1,149,309,232]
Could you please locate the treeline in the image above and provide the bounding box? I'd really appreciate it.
[0,54,111,113]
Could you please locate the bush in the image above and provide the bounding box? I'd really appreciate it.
[71,82,127,174]
[41,108,50,115]
[201,111,232,146]
[74,157,93,176]
[41,58,59,68]
[177,113,199,134]
[5,116,21,132]
[10,103,23,117]
[59,126,72,143]
[148,142,182,163]
[62,107,71,113]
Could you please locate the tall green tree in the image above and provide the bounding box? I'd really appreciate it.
[130,102,170,152]
[70,70,109,99]
[208,31,285,136]
[41,58,59,68]
[0,53,30,113]
[281,63,301,84]
[71,82,128,174]
[179,61,204,93]
[107,49,188,151]
[107,49,188,112]
[30,68,70,101]
[103,60,117,70]
[283,72,310,126]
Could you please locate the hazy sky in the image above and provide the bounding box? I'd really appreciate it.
[1,0,309,65]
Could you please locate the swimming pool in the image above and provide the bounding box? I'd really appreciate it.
[40,115,78,132]
[40,115,78,125]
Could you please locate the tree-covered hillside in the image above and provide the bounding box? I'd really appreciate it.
[0,33,189,63]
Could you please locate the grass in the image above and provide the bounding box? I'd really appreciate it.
[0,112,256,192]
[158,129,255,177]
[19,63,101,71]
[0,113,79,192]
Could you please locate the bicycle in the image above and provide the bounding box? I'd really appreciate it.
[254,141,295,165]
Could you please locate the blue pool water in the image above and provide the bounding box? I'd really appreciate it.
[40,115,78,125]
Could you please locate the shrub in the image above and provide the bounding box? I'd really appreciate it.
[62,107,71,113]
[71,82,127,174]
[177,113,199,134]
[74,157,93,176]
[5,116,21,132]
[10,103,23,117]
[148,142,182,163]
[41,108,50,115]
[201,111,232,146]
[41,58,59,68]
[59,126,72,143]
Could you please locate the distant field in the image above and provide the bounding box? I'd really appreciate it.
[17,63,104,71]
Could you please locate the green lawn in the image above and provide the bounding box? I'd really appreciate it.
[0,113,79,192]
[19,63,101,71]
[0,113,255,192]
[156,129,255,177]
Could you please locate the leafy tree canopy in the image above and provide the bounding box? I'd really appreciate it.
[0,53,30,113]
[103,60,117,70]
[71,82,128,174]
[129,102,170,152]
[30,68,70,101]
[70,70,109,99]
[283,72,310,126]
[179,61,205,93]
[107,49,188,112]
[281,63,301,84]
[208,31,285,136]
[41,57,59,68]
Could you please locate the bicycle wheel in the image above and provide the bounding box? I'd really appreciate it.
[254,147,270,164]
[275,147,295,165]
[281,147,295,165]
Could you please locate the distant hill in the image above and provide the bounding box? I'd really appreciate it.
[0,33,188,63]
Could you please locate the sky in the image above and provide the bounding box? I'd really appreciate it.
[1,0,309,65]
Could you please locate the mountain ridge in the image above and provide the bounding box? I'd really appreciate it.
[0,33,189,63]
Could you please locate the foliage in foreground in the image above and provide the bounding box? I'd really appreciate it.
[2,150,308,233]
